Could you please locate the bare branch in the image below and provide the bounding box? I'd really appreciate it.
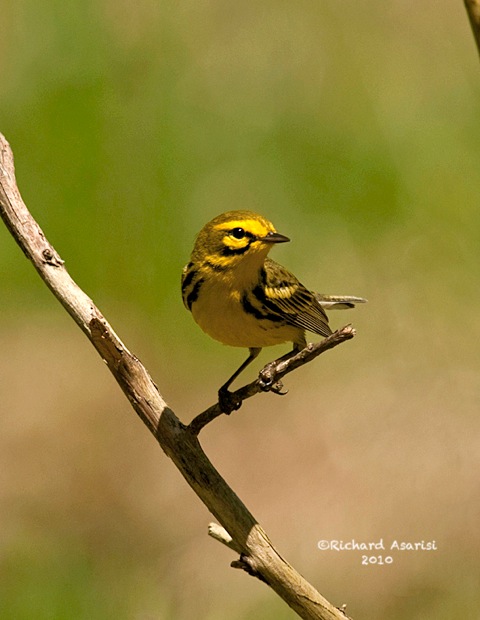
[188,326,355,435]
[465,0,480,57]
[0,133,353,620]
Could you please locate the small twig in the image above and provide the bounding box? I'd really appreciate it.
[465,0,480,58]
[208,522,242,553]
[188,325,355,436]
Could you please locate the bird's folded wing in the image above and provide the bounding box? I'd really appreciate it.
[262,259,332,337]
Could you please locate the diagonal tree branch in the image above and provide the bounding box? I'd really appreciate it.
[0,133,353,620]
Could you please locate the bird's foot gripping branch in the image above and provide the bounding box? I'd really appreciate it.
[188,325,356,435]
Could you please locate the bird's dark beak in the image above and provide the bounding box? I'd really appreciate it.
[262,231,290,244]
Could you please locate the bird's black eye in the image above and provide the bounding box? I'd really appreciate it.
[231,227,245,239]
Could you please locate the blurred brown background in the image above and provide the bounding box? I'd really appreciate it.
[1,1,480,618]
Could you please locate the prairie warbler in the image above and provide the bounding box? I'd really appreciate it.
[182,211,365,411]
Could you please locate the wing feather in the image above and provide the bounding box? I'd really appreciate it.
[261,258,332,338]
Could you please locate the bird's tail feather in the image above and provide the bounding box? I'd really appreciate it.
[316,294,367,310]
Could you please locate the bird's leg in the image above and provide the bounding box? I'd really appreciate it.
[218,347,261,414]
[258,344,303,394]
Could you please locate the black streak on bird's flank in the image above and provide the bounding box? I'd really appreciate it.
[186,278,205,310]
[251,283,268,304]
[181,266,196,293]
[241,291,285,324]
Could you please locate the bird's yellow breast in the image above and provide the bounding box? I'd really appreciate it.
[191,277,302,348]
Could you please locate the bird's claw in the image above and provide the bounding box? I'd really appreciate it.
[270,380,288,396]
[218,387,242,415]
[258,368,274,391]
[258,365,288,396]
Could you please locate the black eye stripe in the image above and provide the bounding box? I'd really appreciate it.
[221,244,251,256]
[221,226,257,255]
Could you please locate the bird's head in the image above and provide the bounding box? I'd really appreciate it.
[192,211,290,270]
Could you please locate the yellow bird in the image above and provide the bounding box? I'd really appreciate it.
[182,211,365,411]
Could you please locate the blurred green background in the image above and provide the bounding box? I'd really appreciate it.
[1,1,480,618]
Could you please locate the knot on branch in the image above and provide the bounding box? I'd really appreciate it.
[42,246,64,267]
[231,554,268,584]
